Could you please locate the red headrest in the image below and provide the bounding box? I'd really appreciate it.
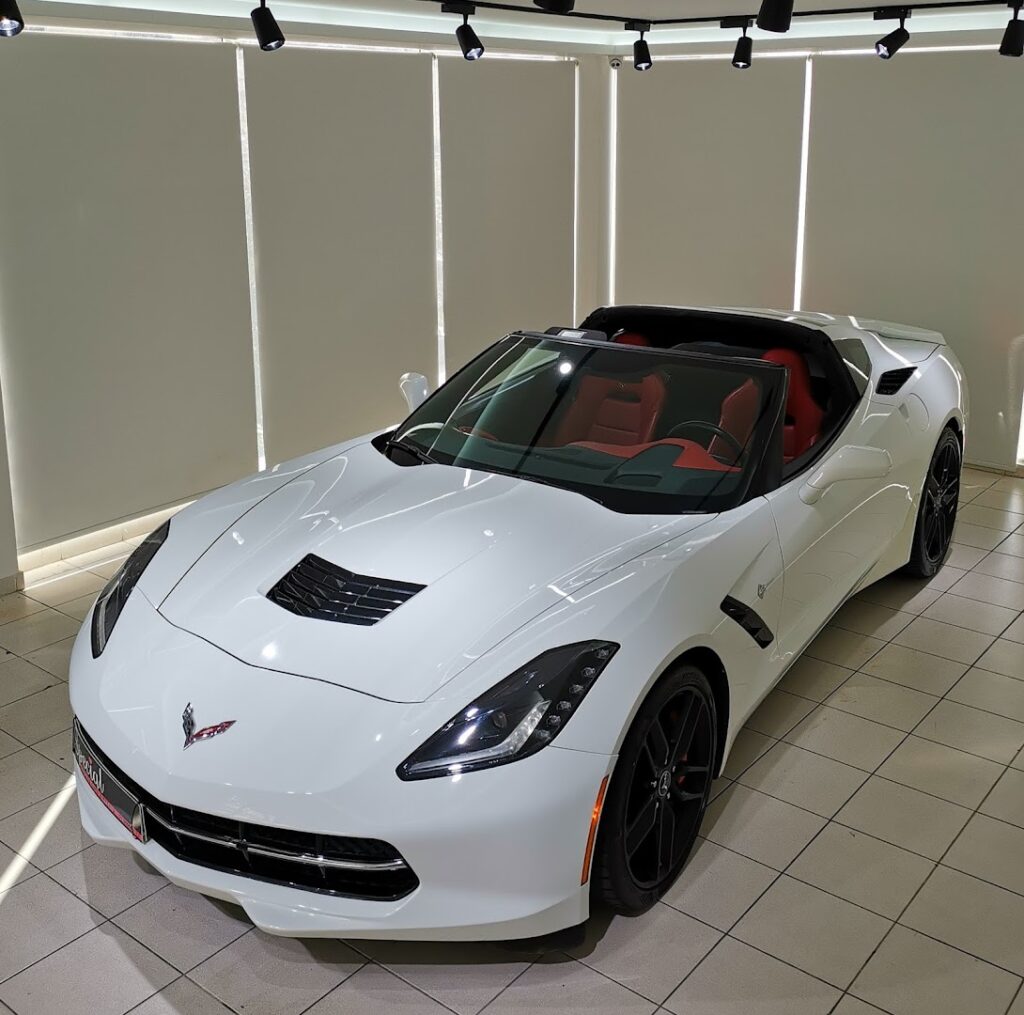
[613,331,650,347]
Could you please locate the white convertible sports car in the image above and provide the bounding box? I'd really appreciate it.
[70,305,966,941]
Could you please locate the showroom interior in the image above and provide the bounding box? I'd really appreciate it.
[0,0,1023,1011]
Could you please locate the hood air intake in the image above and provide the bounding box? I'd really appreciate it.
[268,554,424,627]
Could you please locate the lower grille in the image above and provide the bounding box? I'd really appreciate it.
[76,722,418,901]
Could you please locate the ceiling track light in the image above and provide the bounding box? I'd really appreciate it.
[0,0,24,38]
[626,20,653,71]
[250,0,284,51]
[874,6,911,58]
[755,0,794,34]
[1001,1,1024,55]
[533,0,575,11]
[443,1,485,60]
[723,16,754,69]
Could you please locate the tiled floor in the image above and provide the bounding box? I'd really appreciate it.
[2,469,1024,1013]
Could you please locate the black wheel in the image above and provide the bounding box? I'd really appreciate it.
[592,665,717,915]
[904,427,961,578]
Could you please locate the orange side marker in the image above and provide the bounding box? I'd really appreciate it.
[580,775,610,885]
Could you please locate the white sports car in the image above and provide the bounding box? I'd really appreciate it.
[70,306,967,941]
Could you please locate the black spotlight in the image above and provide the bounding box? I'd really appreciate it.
[627,20,653,71]
[875,8,910,58]
[756,0,794,34]
[534,0,575,11]
[724,17,754,68]
[0,0,24,38]
[250,0,284,51]
[444,2,485,60]
[1001,3,1024,56]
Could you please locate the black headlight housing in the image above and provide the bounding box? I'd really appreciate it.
[397,640,619,781]
[91,521,170,658]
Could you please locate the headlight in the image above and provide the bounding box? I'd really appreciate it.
[91,521,170,657]
[397,640,619,781]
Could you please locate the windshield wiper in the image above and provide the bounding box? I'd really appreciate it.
[386,436,436,466]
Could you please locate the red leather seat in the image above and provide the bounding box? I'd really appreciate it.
[710,379,759,462]
[553,332,665,447]
[762,347,824,461]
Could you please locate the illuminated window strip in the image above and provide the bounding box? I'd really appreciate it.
[607,64,618,306]
[572,59,581,326]
[432,55,448,387]
[792,57,814,312]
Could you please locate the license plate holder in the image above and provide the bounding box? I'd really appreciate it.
[72,721,147,842]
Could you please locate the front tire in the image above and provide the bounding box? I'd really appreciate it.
[903,426,961,578]
[592,665,717,915]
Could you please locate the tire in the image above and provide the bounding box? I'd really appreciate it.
[592,664,717,915]
[903,427,962,579]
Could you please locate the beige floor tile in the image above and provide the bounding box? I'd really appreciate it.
[855,580,941,616]
[0,655,59,707]
[951,571,1024,611]
[700,784,826,871]
[922,593,1019,636]
[805,628,886,670]
[829,600,914,640]
[914,699,1024,764]
[191,931,365,1015]
[114,883,251,972]
[0,873,103,981]
[949,668,1024,723]
[961,467,999,491]
[664,936,840,1015]
[997,533,1024,558]
[976,638,1024,679]
[49,843,167,917]
[862,643,968,696]
[852,924,1020,1015]
[129,977,234,1015]
[893,616,994,665]
[733,876,890,988]
[980,768,1024,828]
[922,565,969,592]
[953,522,1006,550]
[0,730,19,759]
[944,813,1024,896]
[568,903,720,1003]
[878,735,1003,808]
[0,683,71,745]
[946,543,989,570]
[0,592,46,626]
[825,673,937,732]
[359,940,535,1015]
[0,838,37,887]
[0,923,176,1015]
[1011,986,1024,1015]
[1014,746,1024,772]
[973,486,1024,513]
[483,957,656,1015]
[743,690,816,739]
[0,609,80,655]
[90,559,129,580]
[662,839,777,931]
[777,657,853,702]
[903,865,1024,975]
[739,742,866,818]
[1002,613,1024,644]
[835,777,971,860]
[783,706,904,772]
[25,636,76,680]
[788,824,935,919]
[974,551,1024,584]
[34,728,74,771]
[832,997,888,1015]
[24,568,106,608]
[0,790,93,868]
[958,503,1024,533]
[58,594,98,622]
[0,749,71,819]
[306,965,450,1015]
[721,727,775,779]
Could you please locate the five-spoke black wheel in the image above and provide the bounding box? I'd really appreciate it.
[592,665,717,914]
[905,426,961,578]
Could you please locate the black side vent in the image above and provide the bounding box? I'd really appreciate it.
[267,554,425,627]
[876,367,916,396]
[721,595,774,649]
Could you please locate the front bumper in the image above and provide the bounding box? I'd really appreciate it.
[70,593,614,940]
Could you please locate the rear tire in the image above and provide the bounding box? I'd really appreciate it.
[592,665,717,915]
[903,426,961,578]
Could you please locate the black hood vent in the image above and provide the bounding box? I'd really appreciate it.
[267,554,425,627]
[876,367,916,396]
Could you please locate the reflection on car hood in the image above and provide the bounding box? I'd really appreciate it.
[159,441,713,703]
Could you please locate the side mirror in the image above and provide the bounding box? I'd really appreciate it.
[399,372,430,413]
[800,445,893,505]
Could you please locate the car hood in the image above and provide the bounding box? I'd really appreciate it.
[159,440,713,703]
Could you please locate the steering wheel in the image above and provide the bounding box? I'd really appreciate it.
[666,421,744,463]
[455,424,499,441]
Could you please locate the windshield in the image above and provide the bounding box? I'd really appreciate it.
[389,334,785,514]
